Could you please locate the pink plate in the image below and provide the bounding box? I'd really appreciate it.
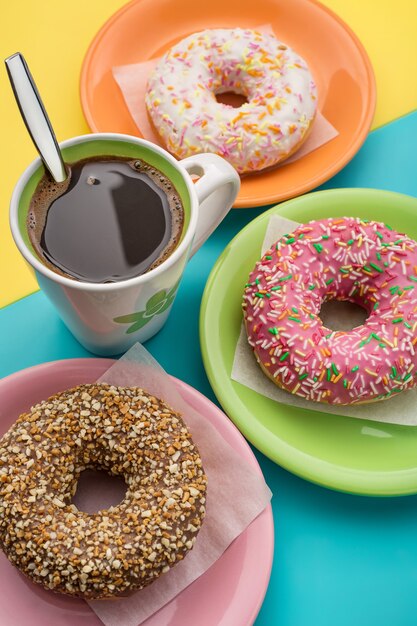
[0,359,273,626]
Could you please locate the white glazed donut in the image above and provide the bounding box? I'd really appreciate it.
[145,28,317,174]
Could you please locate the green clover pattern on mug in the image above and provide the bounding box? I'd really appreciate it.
[113,280,180,334]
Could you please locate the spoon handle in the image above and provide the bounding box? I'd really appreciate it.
[5,53,67,183]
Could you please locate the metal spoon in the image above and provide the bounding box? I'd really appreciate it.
[5,52,67,183]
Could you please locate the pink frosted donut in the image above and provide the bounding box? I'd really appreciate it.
[243,217,417,405]
[145,28,317,174]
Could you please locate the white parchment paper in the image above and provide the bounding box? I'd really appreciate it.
[78,344,271,626]
[232,215,417,426]
[112,25,339,165]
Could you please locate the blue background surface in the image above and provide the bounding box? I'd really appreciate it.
[2,111,417,625]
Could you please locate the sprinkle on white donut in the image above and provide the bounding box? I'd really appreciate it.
[145,28,317,174]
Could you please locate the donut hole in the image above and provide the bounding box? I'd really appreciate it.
[71,469,127,513]
[215,92,248,108]
[319,299,368,331]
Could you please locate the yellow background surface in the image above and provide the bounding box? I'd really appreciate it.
[1,0,416,307]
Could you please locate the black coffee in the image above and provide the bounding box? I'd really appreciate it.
[28,157,184,283]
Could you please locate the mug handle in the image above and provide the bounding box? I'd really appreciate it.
[179,153,240,256]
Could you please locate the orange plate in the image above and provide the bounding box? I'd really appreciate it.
[80,0,376,208]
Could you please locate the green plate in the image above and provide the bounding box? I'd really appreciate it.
[200,188,417,496]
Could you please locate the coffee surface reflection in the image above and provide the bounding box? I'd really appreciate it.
[28,157,184,283]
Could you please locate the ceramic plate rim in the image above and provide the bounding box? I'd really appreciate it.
[200,188,417,496]
[79,0,376,208]
[0,358,274,626]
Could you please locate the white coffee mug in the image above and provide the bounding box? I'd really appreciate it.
[10,133,240,355]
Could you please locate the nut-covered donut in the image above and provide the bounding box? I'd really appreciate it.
[0,384,207,598]
[243,217,417,405]
[145,28,317,174]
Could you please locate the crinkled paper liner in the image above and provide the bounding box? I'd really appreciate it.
[232,215,417,426]
[77,343,271,625]
[112,25,338,167]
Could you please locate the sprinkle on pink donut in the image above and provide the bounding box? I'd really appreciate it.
[145,28,317,174]
[243,217,417,405]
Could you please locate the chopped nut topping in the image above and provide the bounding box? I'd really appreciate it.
[0,384,207,599]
